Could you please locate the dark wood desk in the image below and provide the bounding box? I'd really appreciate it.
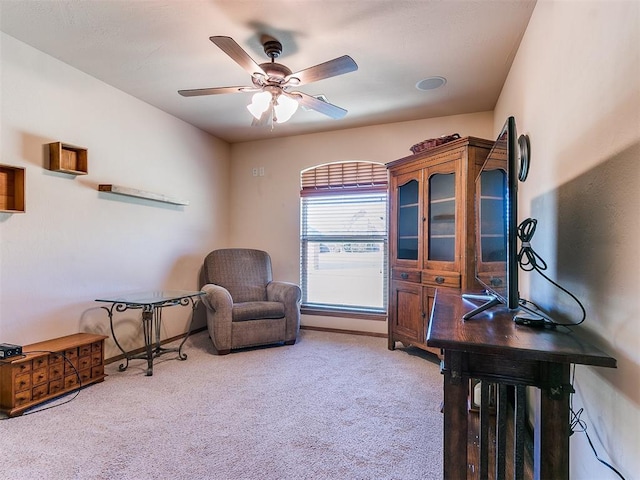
[427,291,616,480]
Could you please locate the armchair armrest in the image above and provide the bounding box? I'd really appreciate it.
[267,281,301,305]
[267,281,301,342]
[202,284,234,353]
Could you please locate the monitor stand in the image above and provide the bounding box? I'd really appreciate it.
[461,293,502,320]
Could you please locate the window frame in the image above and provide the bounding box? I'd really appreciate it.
[300,162,389,318]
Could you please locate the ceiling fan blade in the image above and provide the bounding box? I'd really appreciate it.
[285,55,358,86]
[178,86,257,97]
[210,36,267,78]
[290,91,348,119]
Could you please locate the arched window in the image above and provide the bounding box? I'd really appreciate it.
[300,161,388,316]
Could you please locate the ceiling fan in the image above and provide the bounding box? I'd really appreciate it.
[178,36,358,126]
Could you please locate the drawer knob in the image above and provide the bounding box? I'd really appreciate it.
[435,276,445,284]
[400,273,409,280]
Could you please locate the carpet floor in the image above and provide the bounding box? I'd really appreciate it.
[0,329,444,479]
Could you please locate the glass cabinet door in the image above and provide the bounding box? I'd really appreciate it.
[427,172,456,262]
[397,179,419,261]
[478,169,506,263]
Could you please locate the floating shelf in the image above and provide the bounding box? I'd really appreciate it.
[98,184,189,206]
[0,164,25,213]
[48,142,88,175]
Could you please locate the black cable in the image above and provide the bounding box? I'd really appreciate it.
[568,366,627,479]
[0,350,81,420]
[516,218,586,326]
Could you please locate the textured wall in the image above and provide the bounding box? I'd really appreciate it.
[494,1,640,477]
[0,33,231,359]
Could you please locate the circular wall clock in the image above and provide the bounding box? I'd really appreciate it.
[518,134,530,182]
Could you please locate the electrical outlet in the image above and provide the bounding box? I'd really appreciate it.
[252,168,258,177]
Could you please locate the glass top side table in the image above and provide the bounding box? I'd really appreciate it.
[96,290,205,376]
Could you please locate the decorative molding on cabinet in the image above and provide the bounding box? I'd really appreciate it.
[98,184,189,206]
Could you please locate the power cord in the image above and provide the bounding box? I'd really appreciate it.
[569,366,626,479]
[0,350,81,420]
[517,218,624,477]
[516,218,586,326]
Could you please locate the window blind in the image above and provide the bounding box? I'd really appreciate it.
[301,161,388,195]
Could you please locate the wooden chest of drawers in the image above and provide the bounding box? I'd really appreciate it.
[0,333,107,417]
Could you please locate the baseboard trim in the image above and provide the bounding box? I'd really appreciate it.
[301,325,387,339]
[104,326,207,365]
[105,326,386,363]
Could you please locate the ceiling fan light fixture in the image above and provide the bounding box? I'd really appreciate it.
[274,94,299,123]
[247,91,272,119]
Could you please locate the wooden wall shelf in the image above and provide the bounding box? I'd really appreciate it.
[0,164,25,213]
[48,142,88,175]
[98,184,189,206]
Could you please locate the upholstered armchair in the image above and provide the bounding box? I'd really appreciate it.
[201,248,301,355]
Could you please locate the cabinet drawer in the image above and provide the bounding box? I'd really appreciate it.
[49,379,64,396]
[78,355,92,371]
[14,390,31,406]
[32,356,48,369]
[79,369,92,384]
[64,374,79,390]
[49,364,64,380]
[91,365,104,378]
[14,361,32,374]
[32,367,48,386]
[91,341,103,353]
[477,273,506,290]
[91,352,102,367]
[64,348,78,360]
[64,357,79,374]
[32,384,48,401]
[14,372,31,392]
[392,269,421,283]
[422,271,460,288]
[79,344,92,357]
[49,352,64,365]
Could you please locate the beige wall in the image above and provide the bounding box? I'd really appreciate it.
[494,1,639,477]
[229,112,494,333]
[3,2,637,474]
[0,33,231,359]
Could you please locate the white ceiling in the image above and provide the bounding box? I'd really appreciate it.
[0,0,536,144]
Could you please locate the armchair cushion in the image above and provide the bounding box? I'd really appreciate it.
[232,301,285,322]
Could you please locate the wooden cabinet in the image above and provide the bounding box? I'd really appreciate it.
[387,137,493,354]
[0,333,107,417]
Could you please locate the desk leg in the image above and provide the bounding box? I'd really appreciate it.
[534,362,571,480]
[443,350,469,480]
[142,308,154,376]
[176,300,198,360]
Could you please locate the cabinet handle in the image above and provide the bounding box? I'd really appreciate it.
[400,273,409,280]
[435,276,445,284]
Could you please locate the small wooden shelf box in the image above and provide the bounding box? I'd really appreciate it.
[48,142,88,175]
[0,164,25,213]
